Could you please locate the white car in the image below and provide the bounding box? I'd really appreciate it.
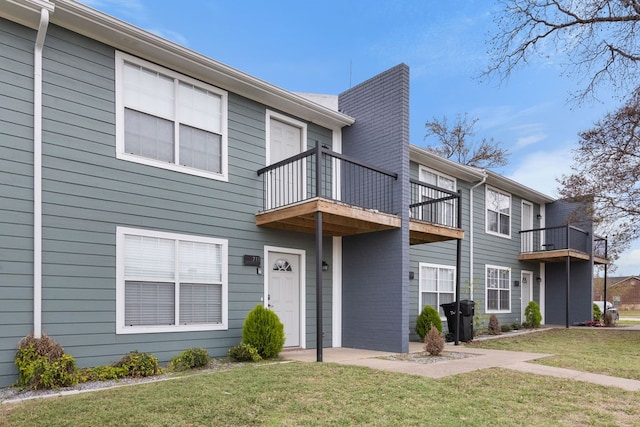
[594,301,619,320]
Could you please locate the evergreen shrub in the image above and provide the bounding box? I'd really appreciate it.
[524,301,542,328]
[416,305,443,340]
[242,305,285,359]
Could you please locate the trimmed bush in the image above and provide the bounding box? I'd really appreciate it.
[593,303,602,322]
[424,326,445,356]
[169,348,210,371]
[501,324,512,333]
[228,343,262,362]
[416,305,443,340]
[242,305,285,359]
[114,351,161,377]
[78,365,129,383]
[511,322,522,330]
[15,333,78,390]
[524,301,542,328]
[488,314,502,335]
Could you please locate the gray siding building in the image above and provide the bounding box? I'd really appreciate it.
[0,0,607,387]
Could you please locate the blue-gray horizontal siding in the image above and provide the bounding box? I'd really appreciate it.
[0,18,35,387]
[471,184,545,326]
[408,161,472,339]
[0,22,335,387]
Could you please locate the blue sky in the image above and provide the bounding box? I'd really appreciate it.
[80,0,638,276]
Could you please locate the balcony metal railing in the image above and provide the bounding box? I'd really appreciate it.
[519,225,590,254]
[593,235,608,260]
[409,179,460,228]
[257,142,398,214]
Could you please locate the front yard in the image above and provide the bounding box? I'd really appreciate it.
[1,328,639,426]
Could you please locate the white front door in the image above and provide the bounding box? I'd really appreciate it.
[521,271,533,323]
[267,250,301,347]
[266,113,306,208]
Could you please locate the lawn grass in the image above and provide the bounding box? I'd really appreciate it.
[467,328,640,380]
[3,329,640,426]
[2,362,639,427]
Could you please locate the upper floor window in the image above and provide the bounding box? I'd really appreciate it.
[115,52,228,181]
[486,265,511,313]
[418,166,457,227]
[486,186,511,237]
[116,227,228,334]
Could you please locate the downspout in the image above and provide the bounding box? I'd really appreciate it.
[34,5,52,339]
[468,172,487,301]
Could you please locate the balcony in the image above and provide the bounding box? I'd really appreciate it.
[409,180,464,245]
[256,143,401,236]
[519,225,609,264]
[256,145,463,244]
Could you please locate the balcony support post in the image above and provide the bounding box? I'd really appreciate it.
[603,237,608,313]
[566,224,571,328]
[454,190,462,345]
[315,141,323,362]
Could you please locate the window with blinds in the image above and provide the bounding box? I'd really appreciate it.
[116,227,228,334]
[115,51,228,181]
[419,263,455,317]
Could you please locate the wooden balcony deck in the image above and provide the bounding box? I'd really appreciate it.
[409,219,464,245]
[518,249,609,264]
[256,198,400,236]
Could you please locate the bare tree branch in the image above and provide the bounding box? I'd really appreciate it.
[485,0,640,103]
[424,113,509,169]
[558,89,640,259]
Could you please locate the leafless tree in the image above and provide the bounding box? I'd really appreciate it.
[485,0,640,103]
[558,89,640,259]
[424,113,508,169]
[487,0,640,258]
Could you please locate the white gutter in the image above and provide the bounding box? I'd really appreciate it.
[468,172,487,300]
[33,4,52,339]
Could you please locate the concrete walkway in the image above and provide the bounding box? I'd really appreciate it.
[282,339,640,392]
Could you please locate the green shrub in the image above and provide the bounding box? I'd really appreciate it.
[169,348,210,371]
[524,301,542,328]
[416,305,443,340]
[593,303,602,322]
[242,305,285,359]
[114,351,161,377]
[15,333,78,390]
[487,314,502,335]
[227,343,263,362]
[78,365,129,383]
[501,324,512,333]
[511,322,522,330]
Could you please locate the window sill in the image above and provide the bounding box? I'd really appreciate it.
[116,323,227,334]
[117,152,228,182]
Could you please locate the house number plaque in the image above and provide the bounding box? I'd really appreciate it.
[243,255,261,266]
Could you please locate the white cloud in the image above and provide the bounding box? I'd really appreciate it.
[612,245,640,276]
[506,146,574,197]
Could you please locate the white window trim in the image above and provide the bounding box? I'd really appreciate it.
[115,51,229,181]
[265,110,307,165]
[418,165,457,191]
[418,262,456,319]
[485,186,512,239]
[116,226,228,334]
[485,264,511,314]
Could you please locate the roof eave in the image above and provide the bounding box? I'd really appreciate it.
[43,0,354,129]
